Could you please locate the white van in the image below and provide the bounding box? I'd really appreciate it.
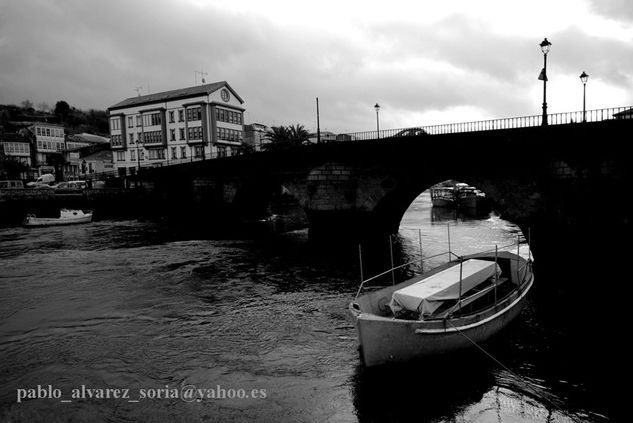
[26,173,55,187]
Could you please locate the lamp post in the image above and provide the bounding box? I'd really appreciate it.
[539,38,552,126]
[580,71,589,122]
[374,103,381,139]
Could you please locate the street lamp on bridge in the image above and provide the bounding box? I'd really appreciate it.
[580,71,589,122]
[539,38,552,126]
[374,103,381,139]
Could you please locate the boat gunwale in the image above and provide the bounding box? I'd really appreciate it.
[350,252,533,332]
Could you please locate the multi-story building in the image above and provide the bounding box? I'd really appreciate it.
[1,133,32,166]
[243,123,270,151]
[0,132,33,179]
[28,122,66,175]
[63,133,110,178]
[107,81,245,175]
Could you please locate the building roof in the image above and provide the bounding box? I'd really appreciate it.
[70,133,110,144]
[0,132,30,143]
[29,121,64,128]
[108,81,244,111]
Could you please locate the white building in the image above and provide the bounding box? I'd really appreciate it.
[107,81,245,175]
[28,123,66,174]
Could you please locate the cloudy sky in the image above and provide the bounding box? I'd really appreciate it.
[1,0,632,133]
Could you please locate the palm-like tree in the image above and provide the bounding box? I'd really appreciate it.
[287,124,310,145]
[263,124,310,151]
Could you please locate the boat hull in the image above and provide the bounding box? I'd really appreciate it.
[431,198,456,208]
[23,214,93,227]
[349,260,533,367]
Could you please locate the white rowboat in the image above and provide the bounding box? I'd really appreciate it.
[23,209,93,227]
[349,250,533,367]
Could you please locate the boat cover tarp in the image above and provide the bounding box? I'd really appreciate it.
[389,259,500,317]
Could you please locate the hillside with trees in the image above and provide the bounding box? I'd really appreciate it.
[0,100,108,135]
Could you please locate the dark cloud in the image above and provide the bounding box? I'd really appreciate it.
[0,1,631,133]
[588,0,633,21]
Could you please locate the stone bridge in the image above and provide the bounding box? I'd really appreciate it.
[140,117,631,271]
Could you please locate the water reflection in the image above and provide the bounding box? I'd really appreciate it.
[352,353,496,422]
[0,191,618,422]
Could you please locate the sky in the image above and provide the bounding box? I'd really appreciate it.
[1,0,632,133]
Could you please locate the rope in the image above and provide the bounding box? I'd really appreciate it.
[445,319,583,423]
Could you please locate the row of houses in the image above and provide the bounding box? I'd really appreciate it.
[3,80,336,180]
[0,122,112,180]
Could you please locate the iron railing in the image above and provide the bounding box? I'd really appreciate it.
[338,105,633,142]
[98,105,631,176]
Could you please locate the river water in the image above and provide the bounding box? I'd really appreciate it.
[0,192,616,422]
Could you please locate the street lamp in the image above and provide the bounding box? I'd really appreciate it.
[539,38,552,126]
[579,71,589,122]
[374,103,381,139]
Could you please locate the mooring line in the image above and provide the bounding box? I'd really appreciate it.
[446,320,584,423]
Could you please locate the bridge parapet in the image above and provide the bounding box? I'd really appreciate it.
[339,105,633,141]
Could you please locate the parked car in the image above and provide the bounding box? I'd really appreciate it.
[0,180,24,189]
[26,173,55,188]
[52,181,84,194]
[391,127,429,137]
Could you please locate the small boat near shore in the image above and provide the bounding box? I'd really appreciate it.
[349,243,533,367]
[23,209,93,227]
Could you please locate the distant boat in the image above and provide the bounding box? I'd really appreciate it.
[430,185,457,208]
[454,183,489,211]
[349,249,533,367]
[23,209,93,227]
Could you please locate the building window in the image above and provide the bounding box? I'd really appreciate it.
[194,145,204,158]
[142,112,162,127]
[178,110,184,122]
[180,146,186,158]
[187,126,203,140]
[148,149,165,160]
[215,108,242,125]
[140,150,145,160]
[129,133,135,144]
[171,147,177,159]
[136,115,142,127]
[217,145,226,157]
[36,127,41,136]
[116,151,126,161]
[179,128,185,140]
[169,111,175,123]
[111,134,123,147]
[170,129,176,141]
[110,118,120,131]
[142,130,163,144]
[130,150,135,161]
[128,116,134,127]
[186,106,201,122]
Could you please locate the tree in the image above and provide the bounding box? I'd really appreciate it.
[262,124,310,151]
[54,100,71,122]
[287,124,310,145]
[0,156,29,179]
[21,100,33,110]
[36,102,51,113]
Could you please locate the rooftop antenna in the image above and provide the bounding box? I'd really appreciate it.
[194,70,208,85]
[134,87,143,97]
